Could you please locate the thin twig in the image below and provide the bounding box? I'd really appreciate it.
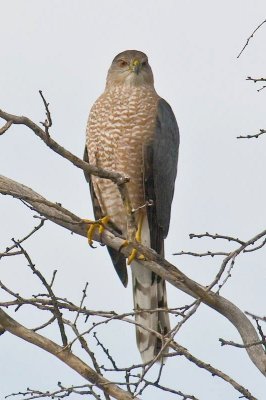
[219,338,265,348]
[174,250,229,257]
[39,90,52,136]
[0,219,46,260]
[94,332,118,370]
[12,240,68,347]
[189,232,245,244]
[237,19,266,58]
[237,129,266,139]
[32,316,56,332]
[74,282,88,325]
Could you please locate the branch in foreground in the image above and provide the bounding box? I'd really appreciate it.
[0,218,259,400]
[0,309,137,400]
[1,174,266,378]
[6,383,101,400]
[0,283,257,400]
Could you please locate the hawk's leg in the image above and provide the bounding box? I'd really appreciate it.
[84,216,110,248]
[127,213,145,265]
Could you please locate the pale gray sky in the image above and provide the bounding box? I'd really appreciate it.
[0,1,266,399]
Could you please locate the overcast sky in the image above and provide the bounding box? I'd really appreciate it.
[0,1,266,399]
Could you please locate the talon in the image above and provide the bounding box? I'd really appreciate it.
[87,224,97,247]
[128,248,137,265]
[127,213,145,265]
[84,216,110,247]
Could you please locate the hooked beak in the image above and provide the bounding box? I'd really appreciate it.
[130,59,141,75]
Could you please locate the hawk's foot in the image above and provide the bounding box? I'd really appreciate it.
[84,216,110,248]
[126,215,146,265]
[119,240,145,265]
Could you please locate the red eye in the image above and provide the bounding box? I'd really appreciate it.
[118,60,128,67]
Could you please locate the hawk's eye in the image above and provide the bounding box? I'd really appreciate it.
[142,61,147,67]
[118,60,128,67]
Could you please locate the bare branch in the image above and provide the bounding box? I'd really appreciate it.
[219,338,265,349]
[0,218,46,260]
[246,77,266,83]
[245,312,266,323]
[32,316,56,332]
[174,250,229,257]
[64,320,111,400]
[1,174,266,376]
[136,380,199,400]
[0,120,13,135]
[12,239,68,347]
[246,76,266,92]
[0,309,138,400]
[0,108,136,241]
[6,383,103,400]
[39,90,52,136]
[237,129,266,139]
[170,341,258,400]
[74,282,89,325]
[207,229,266,292]
[237,19,266,58]
[189,232,245,244]
[244,237,266,252]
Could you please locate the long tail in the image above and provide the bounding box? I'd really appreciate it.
[131,215,170,363]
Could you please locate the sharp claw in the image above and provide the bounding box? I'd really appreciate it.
[127,248,137,265]
[87,224,96,246]
[85,216,110,248]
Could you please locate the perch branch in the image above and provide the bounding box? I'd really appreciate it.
[0,174,266,377]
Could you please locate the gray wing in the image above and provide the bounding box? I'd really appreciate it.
[144,98,179,253]
[83,147,128,287]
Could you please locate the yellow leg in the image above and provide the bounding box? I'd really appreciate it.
[127,248,138,265]
[127,213,145,265]
[84,216,110,248]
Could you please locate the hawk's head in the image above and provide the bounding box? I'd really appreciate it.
[106,50,154,88]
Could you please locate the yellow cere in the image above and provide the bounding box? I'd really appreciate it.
[132,59,140,66]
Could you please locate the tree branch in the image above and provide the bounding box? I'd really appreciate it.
[0,308,138,400]
[237,129,266,139]
[237,19,266,58]
[0,107,136,241]
[1,174,266,377]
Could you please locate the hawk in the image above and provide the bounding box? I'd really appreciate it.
[84,50,179,363]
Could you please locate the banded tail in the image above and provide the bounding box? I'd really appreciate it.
[131,215,170,363]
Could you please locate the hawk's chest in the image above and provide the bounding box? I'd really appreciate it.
[87,86,159,172]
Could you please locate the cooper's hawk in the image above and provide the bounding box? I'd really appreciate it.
[84,50,179,363]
